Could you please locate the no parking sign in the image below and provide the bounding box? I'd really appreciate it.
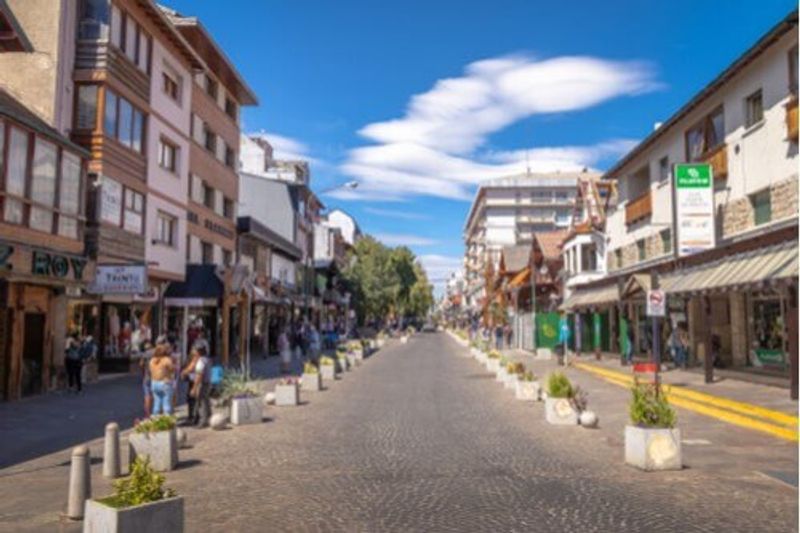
[646,290,666,317]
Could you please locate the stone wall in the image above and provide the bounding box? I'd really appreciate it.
[721,175,798,237]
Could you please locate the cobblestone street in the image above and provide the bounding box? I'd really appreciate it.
[1,333,796,532]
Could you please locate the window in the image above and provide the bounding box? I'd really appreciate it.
[789,45,798,95]
[123,188,144,234]
[201,241,214,264]
[131,110,143,152]
[124,16,138,64]
[205,75,218,100]
[76,85,98,130]
[163,71,180,102]
[750,189,771,226]
[555,208,571,224]
[555,190,570,202]
[225,146,236,168]
[155,211,177,246]
[223,197,235,219]
[580,243,597,272]
[661,228,672,254]
[744,90,763,128]
[658,156,670,184]
[158,139,178,173]
[223,249,232,267]
[190,175,204,204]
[118,98,133,147]
[100,177,123,225]
[29,138,58,233]
[531,190,551,202]
[5,126,28,224]
[615,249,623,269]
[104,90,118,137]
[637,239,646,261]
[202,183,214,209]
[78,0,110,40]
[225,97,237,120]
[685,106,725,161]
[58,153,82,238]
[203,126,216,153]
[110,5,122,48]
[103,90,145,152]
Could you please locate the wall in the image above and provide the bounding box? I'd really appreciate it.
[239,173,296,244]
[271,253,296,286]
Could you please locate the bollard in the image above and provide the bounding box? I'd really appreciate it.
[103,422,121,478]
[67,445,91,520]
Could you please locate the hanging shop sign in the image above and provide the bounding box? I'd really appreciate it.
[89,265,148,294]
[646,289,666,317]
[674,163,715,257]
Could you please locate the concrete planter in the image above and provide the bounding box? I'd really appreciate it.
[495,367,508,383]
[377,338,385,348]
[83,496,183,533]
[504,373,519,390]
[230,396,263,426]
[347,354,359,367]
[337,357,350,372]
[128,429,178,472]
[400,336,408,344]
[487,359,500,374]
[275,383,300,406]
[515,381,540,401]
[624,426,682,471]
[301,373,322,392]
[320,364,337,382]
[544,397,578,425]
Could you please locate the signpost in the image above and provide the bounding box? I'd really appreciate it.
[646,278,664,391]
[646,289,666,318]
[674,163,715,257]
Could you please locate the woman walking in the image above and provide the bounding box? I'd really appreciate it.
[149,341,176,416]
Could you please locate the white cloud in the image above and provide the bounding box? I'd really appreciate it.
[417,254,464,297]
[363,207,432,220]
[339,54,659,201]
[249,131,321,165]
[372,233,439,247]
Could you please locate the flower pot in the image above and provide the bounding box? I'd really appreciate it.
[347,354,359,367]
[274,383,300,406]
[515,381,540,401]
[128,429,178,472]
[504,373,519,390]
[495,368,508,383]
[83,496,183,533]
[231,396,263,426]
[320,364,337,382]
[487,359,500,374]
[301,373,322,392]
[544,397,578,425]
[624,426,682,471]
[337,357,350,372]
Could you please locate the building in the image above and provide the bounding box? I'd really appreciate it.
[160,6,257,365]
[563,11,798,397]
[326,209,361,247]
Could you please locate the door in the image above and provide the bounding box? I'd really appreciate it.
[21,313,45,397]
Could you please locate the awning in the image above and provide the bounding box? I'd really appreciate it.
[508,267,531,289]
[163,265,224,303]
[560,284,620,311]
[661,241,798,295]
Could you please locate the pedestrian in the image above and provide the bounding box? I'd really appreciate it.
[308,324,321,364]
[624,326,634,365]
[678,322,690,369]
[278,329,291,374]
[149,340,176,416]
[139,342,154,417]
[64,332,83,393]
[190,341,212,428]
[180,346,200,425]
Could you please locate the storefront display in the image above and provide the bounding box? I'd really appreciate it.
[750,294,787,369]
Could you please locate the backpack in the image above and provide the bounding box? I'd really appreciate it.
[210,364,224,386]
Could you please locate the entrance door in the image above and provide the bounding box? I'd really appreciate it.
[21,313,45,397]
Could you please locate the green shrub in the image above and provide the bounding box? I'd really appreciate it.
[99,457,175,508]
[487,350,500,360]
[220,369,257,400]
[498,355,509,367]
[629,380,676,428]
[303,362,318,374]
[520,371,537,382]
[336,345,348,354]
[546,372,573,398]
[134,415,176,434]
[507,362,525,375]
[320,356,335,366]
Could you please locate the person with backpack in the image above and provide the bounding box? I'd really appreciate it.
[190,340,213,428]
[65,333,83,393]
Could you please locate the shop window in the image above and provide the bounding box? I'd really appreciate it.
[76,85,98,130]
[29,138,58,233]
[58,152,82,239]
[155,211,177,247]
[750,189,771,226]
[751,297,786,367]
[5,126,27,224]
[637,239,646,261]
[685,106,725,161]
[123,189,144,234]
[159,138,179,174]
[660,228,672,254]
[744,89,763,128]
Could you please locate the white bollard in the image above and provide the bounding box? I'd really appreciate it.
[102,422,120,478]
[67,445,91,520]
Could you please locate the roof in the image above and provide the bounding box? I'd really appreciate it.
[560,284,619,311]
[501,245,529,273]
[603,9,798,179]
[533,230,568,260]
[0,0,32,52]
[138,1,202,70]
[0,88,89,157]
[161,6,258,105]
[237,216,302,260]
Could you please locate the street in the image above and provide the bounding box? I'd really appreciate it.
[2,333,795,532]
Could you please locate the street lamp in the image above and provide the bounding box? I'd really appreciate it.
[320,181,359,195]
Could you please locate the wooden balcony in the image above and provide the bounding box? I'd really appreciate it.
[787,97,798,141]
[625,191,652,225]
[704,144,728,180]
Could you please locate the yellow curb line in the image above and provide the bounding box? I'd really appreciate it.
[573,362,799,442]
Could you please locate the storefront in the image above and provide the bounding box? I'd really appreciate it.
[0,243,95,400]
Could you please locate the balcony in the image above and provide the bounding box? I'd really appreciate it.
[703,144,728,180]
[625,191,652,225]
[787,97,798,141]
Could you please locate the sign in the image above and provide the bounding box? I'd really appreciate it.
[674,163,715,257]
[89,265,147,294]
[31,250,88,280]
[646,289,666,317]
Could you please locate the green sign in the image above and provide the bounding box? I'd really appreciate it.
[536,312,560,349]
[755,348,785,367]
[675,164,712,188]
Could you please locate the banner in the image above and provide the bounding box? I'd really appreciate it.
[674,163,715,257]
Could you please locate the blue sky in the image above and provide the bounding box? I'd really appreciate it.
[167,0,795,292]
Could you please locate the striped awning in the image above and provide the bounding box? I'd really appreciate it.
[560,284,620,311]
[661,241,798,295]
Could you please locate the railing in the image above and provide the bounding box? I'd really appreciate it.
[704,144,728,180]
[787,97,798,141]
[625,191,652,225]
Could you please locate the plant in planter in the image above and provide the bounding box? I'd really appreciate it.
[503,361,525,389]
[336,354,350,373]
[544,373,579,425]
[625,381,681,471]
[319,356,338,381]
[274,377,300,406]
[220,370,262,426]
[301,362,322,392]
[84,457,182,533]
[347,341,365,360]
[486,350,501,373]
[129,416,178,472]
[515,371,540,401]
[495,356,509,383]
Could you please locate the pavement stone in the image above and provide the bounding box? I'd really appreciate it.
[0,334,796,532]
